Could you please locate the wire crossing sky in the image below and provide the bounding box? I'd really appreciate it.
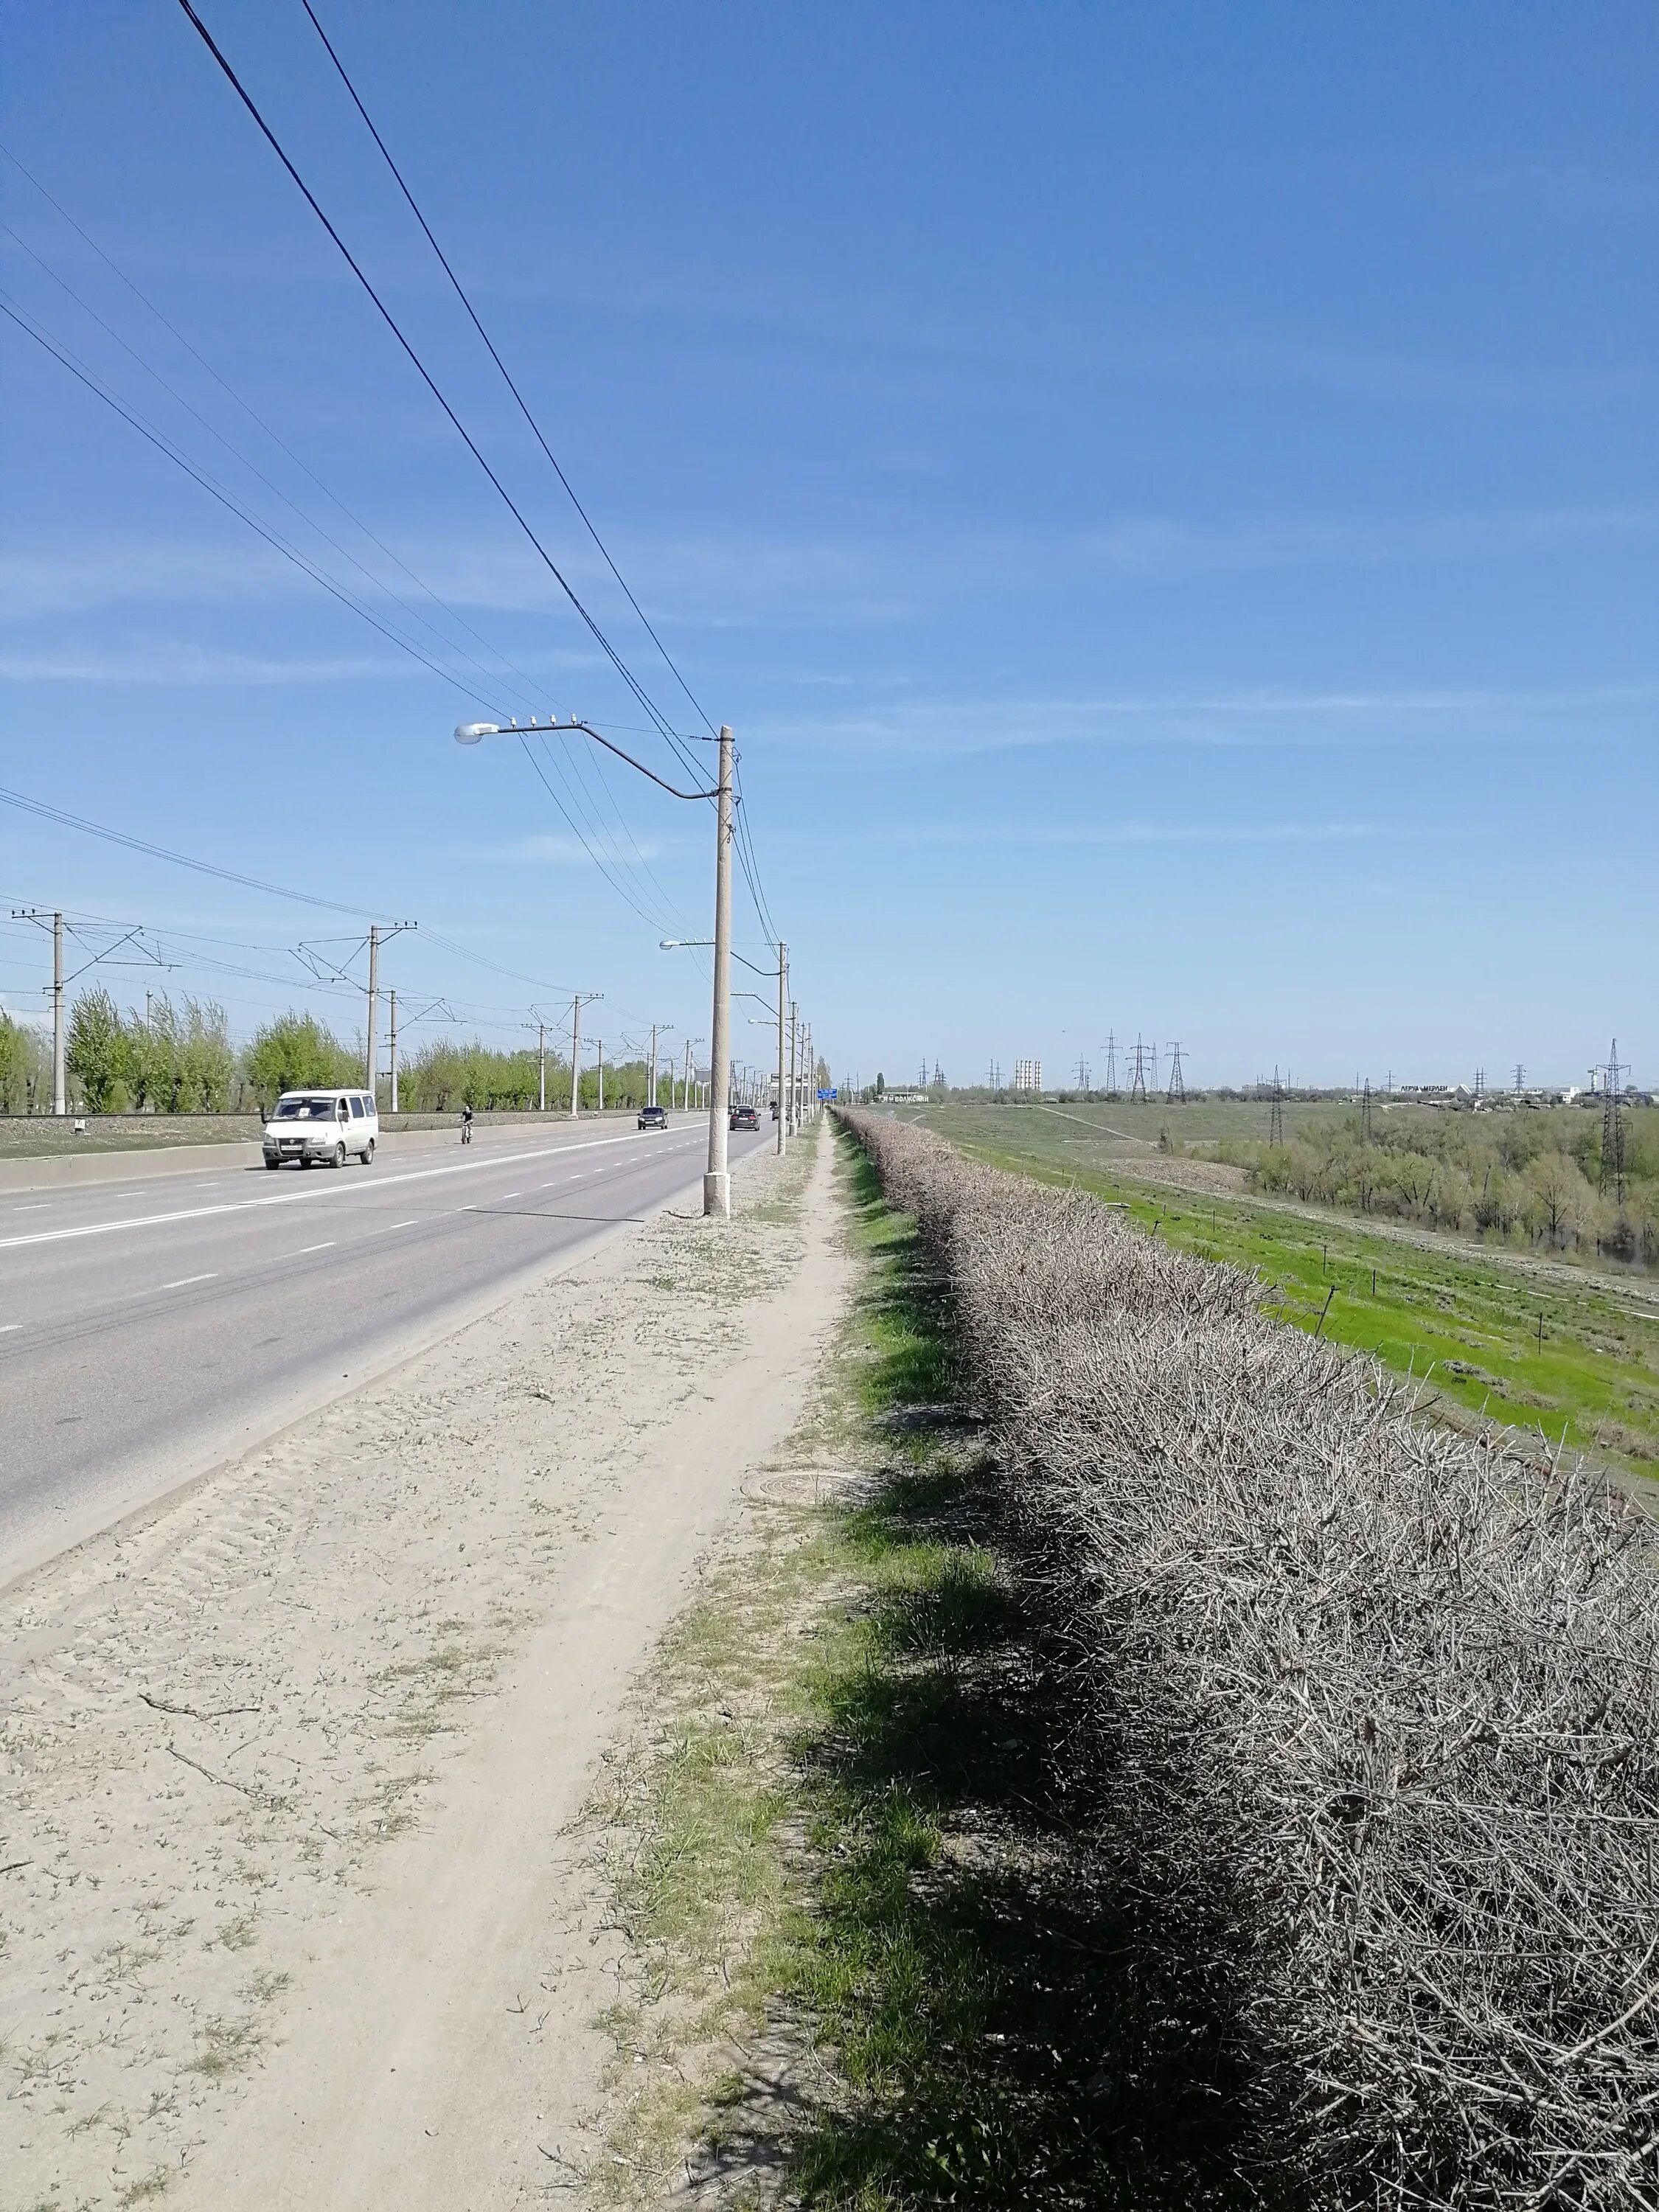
[1,3,1654,1084]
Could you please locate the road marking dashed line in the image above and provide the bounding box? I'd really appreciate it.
[0,1129,687,1253]
[160,1273,217,1291]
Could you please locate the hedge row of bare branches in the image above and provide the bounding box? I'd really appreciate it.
[844,1110,1659,2210]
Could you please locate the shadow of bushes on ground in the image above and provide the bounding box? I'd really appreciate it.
[766,1169,1289,2209]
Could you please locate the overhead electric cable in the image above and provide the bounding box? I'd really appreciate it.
[0,136,578,720]
[0,790,578,995]
[176,0,691,765]
[297,0,720,762]
[0,779,375,917]
[300,0,786,951]
[0,214,554,720]
[0,292,517,715]
[6,286,687,941]
[518,737,677,936]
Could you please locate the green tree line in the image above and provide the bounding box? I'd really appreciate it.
[1214,1104,1659,1267]
[3,989,677,1119]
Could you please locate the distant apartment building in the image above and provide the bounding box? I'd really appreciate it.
[1011,1057,1042,1093]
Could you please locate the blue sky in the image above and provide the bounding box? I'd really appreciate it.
[2,1,1654,1092]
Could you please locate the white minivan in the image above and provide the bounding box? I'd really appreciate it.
[262,1088,379,1169]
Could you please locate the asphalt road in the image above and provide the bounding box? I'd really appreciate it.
[0,1117,767,1587]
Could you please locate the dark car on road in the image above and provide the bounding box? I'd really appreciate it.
[729,1104,759,1132]
[637,1103,668,1130]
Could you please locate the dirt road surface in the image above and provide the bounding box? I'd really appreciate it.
[0,1121,844,2210]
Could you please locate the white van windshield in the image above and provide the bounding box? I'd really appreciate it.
[274,1096,336,1120]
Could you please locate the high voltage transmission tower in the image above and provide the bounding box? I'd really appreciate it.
[1360,1077,1374,1144]
[1128,1035,1150,1103]
[1075,1054,1091,1093]
[1102,1031,1118,1095]
[1165,1042,1186,1104]
[1513,1063,1526,1096]
[1269,1066,1284,1147]
[1600,1039,1627,1205]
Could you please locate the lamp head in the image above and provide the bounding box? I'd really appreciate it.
[454,722,498,745]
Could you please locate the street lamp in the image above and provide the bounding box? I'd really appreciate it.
[458,714,736,1217]
[664,936,787,1158]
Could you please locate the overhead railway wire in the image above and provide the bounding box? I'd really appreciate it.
[0,907,599,1046]
[0,137,573,726]
[1,232,690,939]
[0,215,557,726]
[0,325,689,953]
[0,793,591,998]
[2,902,687,1060]
[17,7,777,959]
[305,0,784,951]
[297,0,717,776]
[175,0,706,804]
[0,293,526,719]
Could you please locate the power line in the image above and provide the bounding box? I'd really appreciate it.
[2,271,689,940]
[0,291,515,714]
[0,135,581,723]
[0,780,375,917]
[297,0,718,768]
[175,0,689,768]
[0,789,588,996]
[222,0,776,947]
[0,210,554,722]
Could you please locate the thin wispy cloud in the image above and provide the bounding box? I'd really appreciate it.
[0,639,413,685]
[482,833,669,866]
[5,504,1654,635]
[773,680,1659,756]
[807,818,1388,850]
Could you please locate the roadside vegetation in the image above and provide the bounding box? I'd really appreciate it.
[1227,1102,1658,1269]
[596,1118,1659,2208]
[591,1130,1156,2207]
[838,1113,1659,2211]
[902,1101,1659,1478]
[0,989,670,1122]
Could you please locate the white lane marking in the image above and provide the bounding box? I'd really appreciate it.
[11,1203,49,1212]
[160,1272,218,1291]
[390,1219,419,1230]
[0,1130,690,1253]
[294,1242,336,1256]
[499,1191,521,1200]
[0,1323,21,1333]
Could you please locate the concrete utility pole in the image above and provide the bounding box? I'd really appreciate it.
[596,1038,604,1113]
[681,1036,693,1113]
[787,1000,799,1136]
[648,1022,658,1108]
[365,925,379,1093]
[776,940,788,1155]
[389,989,399,1114]
[52,910,66,1116]
[568,995,599,1117]
[703,724,734,1218]
[538,1020,546,1113]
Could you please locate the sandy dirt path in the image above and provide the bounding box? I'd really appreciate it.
[0,1121,844,2211]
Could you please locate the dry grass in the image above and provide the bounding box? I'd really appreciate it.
[846,1111,1659,2211]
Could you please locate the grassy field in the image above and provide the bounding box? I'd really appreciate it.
[897,1102,1659,1481]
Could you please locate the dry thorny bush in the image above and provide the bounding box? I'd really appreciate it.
[845,1112,1659,2211]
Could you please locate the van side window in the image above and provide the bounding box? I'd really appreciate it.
[349,1096,364,1119]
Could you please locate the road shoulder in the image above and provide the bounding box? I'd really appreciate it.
[0,1124,842,2211]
